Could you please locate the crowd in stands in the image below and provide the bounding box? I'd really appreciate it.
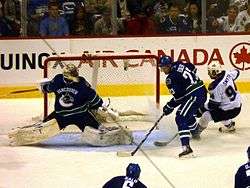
[0,0,250,37]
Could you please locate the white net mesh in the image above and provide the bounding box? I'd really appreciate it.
[43,53,160,124]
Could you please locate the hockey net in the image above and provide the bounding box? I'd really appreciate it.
[43,53,161,127]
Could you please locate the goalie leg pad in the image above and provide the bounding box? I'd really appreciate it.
[81,126,133,146]
[8,119,60,146]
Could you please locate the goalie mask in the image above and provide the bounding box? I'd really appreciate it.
[63,64,79,82]
[207,62,222,79]
[126,163,141,179]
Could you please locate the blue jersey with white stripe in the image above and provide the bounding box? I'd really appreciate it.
[43,74,103,117]
[103,176,147,188]
[235,161,250,188]
[165,61,205,107]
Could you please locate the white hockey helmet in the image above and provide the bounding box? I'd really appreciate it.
[63,63,79,82]
[207,62,222,79]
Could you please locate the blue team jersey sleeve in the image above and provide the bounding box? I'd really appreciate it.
[41,74,62,93]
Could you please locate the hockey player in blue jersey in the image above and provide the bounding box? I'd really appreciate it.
[8,63,133,146]
[159,55,207,158]
[103,163,147,188]
[40,63,105,131]
[234,146,250,188]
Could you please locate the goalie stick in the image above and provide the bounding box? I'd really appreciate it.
[9,88,39,94]
[0,88,39,98]
[117,114,165,157]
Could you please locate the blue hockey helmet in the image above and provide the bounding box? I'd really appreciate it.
[247,146,250,158]
[126,163,141,179]
[159,55,173,67]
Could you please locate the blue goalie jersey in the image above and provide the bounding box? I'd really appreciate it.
[42,74,103,117]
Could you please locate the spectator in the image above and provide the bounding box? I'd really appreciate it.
[142,5,157,34]
[94,7,124,35]
[3,0,20,35]
[123,6,156,35]
[237,0,250,31]
[211,5,241,32]
[153,0,170,24]
[61,0,85,30]
[244,21,250,31]
[71,6,93,35]
[185,1,201,32]
[126,0,142,16]
[159,3,192,33]
[207,0,230,18]
[39,2,69,37]
[234,146,250,188]
[0,7,15,36]
[230,0,248,11]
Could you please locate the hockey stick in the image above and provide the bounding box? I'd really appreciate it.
[9,88,39,94]
[0,88,39,98]
[154,133,178,146]
[117,113,165,157]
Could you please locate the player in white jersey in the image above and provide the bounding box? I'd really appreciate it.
[237,0,250,31]
[195,62,242,136]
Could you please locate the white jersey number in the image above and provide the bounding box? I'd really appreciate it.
[122,180,134,188]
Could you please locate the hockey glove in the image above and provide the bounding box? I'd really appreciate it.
[163,103,174,116]
[39,78,51,93]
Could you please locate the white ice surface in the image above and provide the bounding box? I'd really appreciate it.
[0,95,249,188]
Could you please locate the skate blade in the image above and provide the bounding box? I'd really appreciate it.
[116,151,132,157]
[179,153,197,159]
[218,127,236,133]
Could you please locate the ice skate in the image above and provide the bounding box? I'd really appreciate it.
[218,122,236,133]
[179,145,195,158]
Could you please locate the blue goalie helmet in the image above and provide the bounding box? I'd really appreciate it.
[126,163,141,179]
[159,55,173,67]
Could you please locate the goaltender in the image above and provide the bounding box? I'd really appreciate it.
[8,64,132,146]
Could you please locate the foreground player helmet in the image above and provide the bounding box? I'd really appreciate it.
[63,64,79,82]
[126,163,141,179]
[207,62,222,79]
[159,55,173,67]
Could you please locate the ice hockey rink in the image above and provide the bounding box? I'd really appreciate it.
[0,95,249,188]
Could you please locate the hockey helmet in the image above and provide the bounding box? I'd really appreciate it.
[63,63,79,82]
[159,55,173,67]
[207,62,222,79]
[126,163,141,179]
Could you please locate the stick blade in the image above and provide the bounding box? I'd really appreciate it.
[154,141,169,146]
[116,151,132,157]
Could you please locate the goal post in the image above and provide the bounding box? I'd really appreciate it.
[43,53,160,119]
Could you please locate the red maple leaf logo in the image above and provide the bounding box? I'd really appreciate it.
[233,46,250,64]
